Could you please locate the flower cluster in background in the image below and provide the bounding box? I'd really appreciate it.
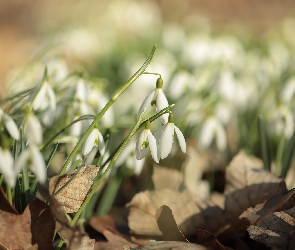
[1,0,295,191]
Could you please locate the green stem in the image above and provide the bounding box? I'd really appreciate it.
[275,135,285,176]
[70,110,146,226]
[7,187,12,205]
[59,45,156,176]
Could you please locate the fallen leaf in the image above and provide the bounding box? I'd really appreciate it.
[240,188,295,225]
[140,240,209,250]
[127,189,204,236]
[50,197,95,250]
[195,229,232,250]
[128,151,287,238]
[247,206,295,248]
[222,150,287,233]
[0,188,55,250]
[183,147,211,199]
[103,230,138,248]
[152,165,183,191]
[49,164,99,213]
[155,205,188,242]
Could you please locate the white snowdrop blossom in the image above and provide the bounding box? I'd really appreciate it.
[138,77,169,123]
[199,116,227,151]
[82,127,105,156]
[114,140,145,176]
[135,121,159,163]
[0,108,20,140]
[24,112,43,145]
[0,147,16,187]
[156,114,186,160]
[33,82,57,126]
[33,82,56,112]
[14,144,46,184]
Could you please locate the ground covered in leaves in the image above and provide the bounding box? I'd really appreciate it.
[1,149,295,249]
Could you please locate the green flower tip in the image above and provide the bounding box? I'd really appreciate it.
[168,113,174,123]
[145,120,151,130]
[156,77,163,89]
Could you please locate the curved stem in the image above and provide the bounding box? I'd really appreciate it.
[58,45,156,175]
[70,109,146,226]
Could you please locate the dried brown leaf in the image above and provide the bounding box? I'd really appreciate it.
[103,230,138,248]
[152,166,183,191]
[195,229,232,250]
[247,206,295,248]
[140,240,209,250]
[240,189,295,225]
[127,189,198,236]
[50,197,95,250]
[127,189,224,236]
[222,150,287,233]
[128,151,288,238]
[183,147,211,198]
[155,205,188,242]
[0,189,55,250]
[49,164,99,213]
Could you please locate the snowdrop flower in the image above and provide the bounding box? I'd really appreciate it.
[82,127,105,156]
[156,114,186,160]
[14,144,46,184]
[138,77,169,123]
[0,147,16,187]
[135,120,159,163]
[33,82,56,126]
[0,108,20,140]
[33,82,56,112]
[24,112,43,145]
[199,116,227,151]
[114,140,145,175]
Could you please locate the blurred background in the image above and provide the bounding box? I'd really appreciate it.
[0,0,295,215]
[1,0,295,90]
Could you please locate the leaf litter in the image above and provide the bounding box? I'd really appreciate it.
[1,150,295,249]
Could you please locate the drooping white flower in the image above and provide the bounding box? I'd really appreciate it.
[33,82,56,112]
[0,147,16,187]
[82,127,105,156]
[135,121,159,163]
[14,144,46,184]
[138,77,169,123]
[199,116,227,151]
[156,114,186,160]
[114,140,145,176]
[33,82,57,127]
[24,112,43,145]
[0,108,20,140]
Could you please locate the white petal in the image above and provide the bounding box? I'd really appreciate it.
[156,90,169,123]
[137,90,155,118]
[159,123,174,160]
[147,131,159,163]
[33,84,47,110]
[96,130,105,155]
[14,149,30,175]
[46,84,56,111]
[70,118,82,137]
[174,125,186,153]
[0,149,16,187]
[29,145,46,184]
[76,79,88,101]
[4,114,20,140]
[135,130,148,160]
[215,121,227,151]
[133,157,145,175]
[199,118,215,149]
[24,113,43,145]
[82,129,97,155]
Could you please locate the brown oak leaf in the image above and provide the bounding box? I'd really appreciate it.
[0,187,55,249]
